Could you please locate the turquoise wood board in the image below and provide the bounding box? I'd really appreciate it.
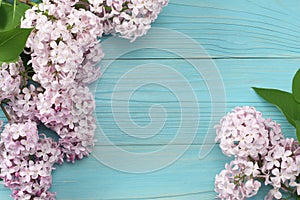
[1,0,300,199]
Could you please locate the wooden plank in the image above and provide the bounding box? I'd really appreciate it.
[102,0,300,59]
[0,145,240,199]
[0,144,272,199]
[94,58,297,146]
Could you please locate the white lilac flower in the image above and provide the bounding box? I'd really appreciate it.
[0,124,62,200]
[7,84,42,123]
[88,0,168,41]
[215,159,261,199]
[0,0,168,199]
[0,59,25,101]
[75,43,104,85]
[261,138,300,198]
[244,161,260,177]
[215,107,300,199]
[21,0,103,89]
[265,188,282,200]
[36,85,96,162]
[1,121,39,156]
[215,106,283,159]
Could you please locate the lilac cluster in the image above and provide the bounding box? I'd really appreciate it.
[263,138,300,199]
[36,86,96,162]
[21,0,103,89]
[7,84,42,123]
[215,106,300,199]
[215,106,283,159]
[0,0,167,199]
[0,59,25,102]
[0,121,62,200]
[88,0,169,41]
[215,159,261,199]
[6,84,96,163]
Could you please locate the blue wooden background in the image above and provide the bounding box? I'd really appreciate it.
[1,0,300,199]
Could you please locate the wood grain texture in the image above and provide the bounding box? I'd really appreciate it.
[1,0,300,199]
[103,0,300,59]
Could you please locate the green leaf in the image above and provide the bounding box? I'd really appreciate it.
[0,28,32,62]
[0,2,30,31]
[293,69,300,103]
[252,87,300,127]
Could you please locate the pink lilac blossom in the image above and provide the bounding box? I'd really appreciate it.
[215,106,283,159]
[215,159,261,199]
[7,84,42,123]
[88,0,168,41]
[36,85,96,162]
[261,138,300,199]
[0,121,39,156]
[21,0,103,89]
[20,0,102,163]
[75,43,104,85]
[0,0,168,199]
[6,83,93,164]
[0,122,62,200]
[215,106,300,199]
[0,59,25,101]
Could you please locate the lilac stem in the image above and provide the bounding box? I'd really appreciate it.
[0,103,11,121]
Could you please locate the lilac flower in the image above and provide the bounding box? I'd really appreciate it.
[244,161,260,177]
[273,146,292,160]
[21,0,103,89]
[215,159,261,199]
[244,179,262,198]
[0,121,63,199]
[35,85,95,162]
[1,121,39,156]
[270,168,285,187]
[0,59,25,101]
[88,0,168,41]
[261,138,300,197]
[281,157,297,175]
[265,188,282,200]
[215,106,283,159]
[75,43,103,85]
[7,84,42,123]
[215,107,300,199]
[264,151,280,170]
[0,1,168,199]
[290,179,300,195]
[36,135,63,164]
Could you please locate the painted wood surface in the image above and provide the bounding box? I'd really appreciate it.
[1,0,300,199]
